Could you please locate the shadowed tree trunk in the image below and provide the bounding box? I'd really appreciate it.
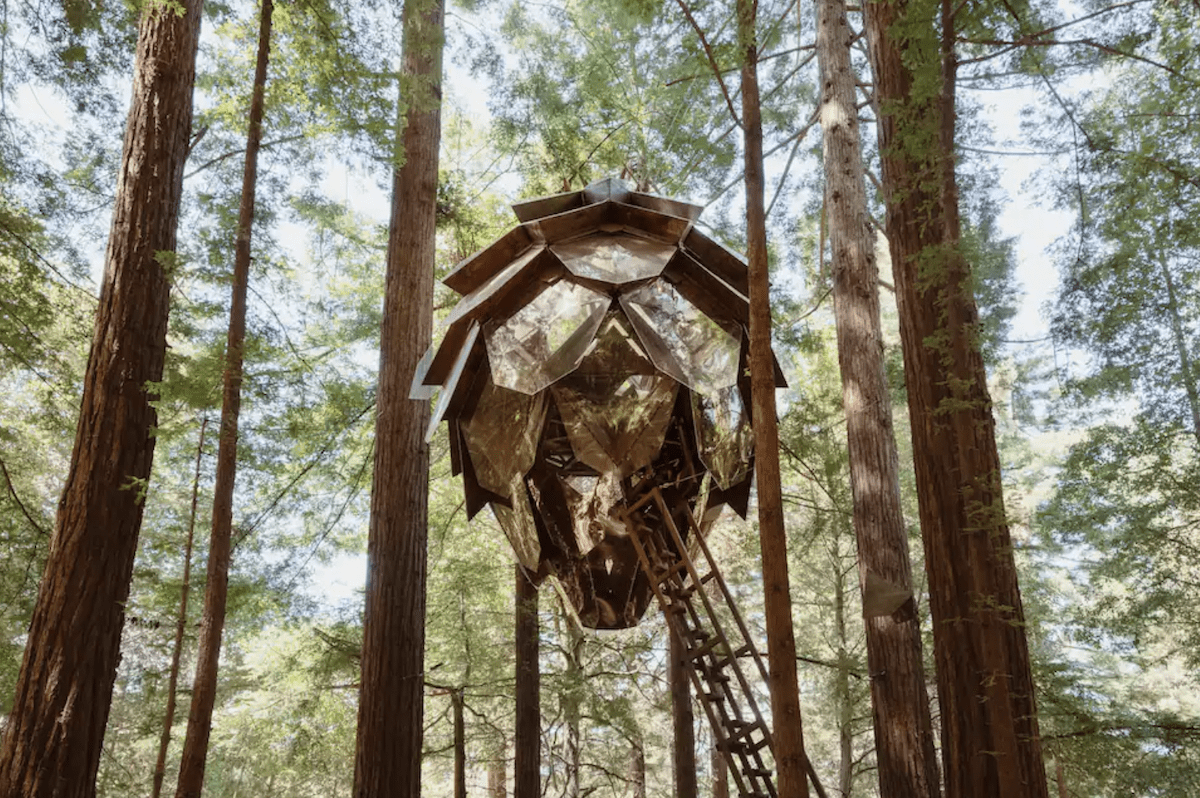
[515,566,541,798]
[817,0,942,795]
[862,0,1049,795]
[174,1,273,794]
[0,3,203,795]
[453,689,467,798]
[670,627,698,798]
[737,0,812,796]
[351,0,444,792]
[152,418,209,798]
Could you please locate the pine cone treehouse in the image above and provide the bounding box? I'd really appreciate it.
[416,177,787,795]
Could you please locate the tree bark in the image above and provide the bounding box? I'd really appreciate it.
[712,741,729,798]
[152,419,209,798]
[174,2,272,794]
[453,689,467,798]
[0,3,203,795]
[629,736,646,798]
[514,566,541,798]
[862,1,1049,796]
[817,1,942,796]
[670,627,698,798]
[351,0,443,792]
[736,1,812,796]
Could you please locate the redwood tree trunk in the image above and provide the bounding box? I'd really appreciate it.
[737,0,812,796]
[0,3,203,795]
[670,628,698,798]
[174,2,273,794]
[152,419,209,798]
[816,0,941,796]
[514,566,541,798]
[863,1,1049,796]
[351,0,443,792]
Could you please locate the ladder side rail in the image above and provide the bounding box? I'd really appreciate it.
[650,489,774,736]
[678,497,774,689]
[625,517,759,798]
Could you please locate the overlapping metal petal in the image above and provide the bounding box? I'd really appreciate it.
[415,180,784,628]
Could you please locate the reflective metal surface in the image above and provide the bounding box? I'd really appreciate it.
[692,385,754,490]
[485,279,610,395]
[620,278,742,397]
[553,233,675,284]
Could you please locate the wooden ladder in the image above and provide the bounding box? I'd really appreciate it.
[625,487,777,798]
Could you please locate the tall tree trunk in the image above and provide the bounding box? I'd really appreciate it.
[173,3,273,794]
[561,623,584,798]
[152,419,210,798]
[1158,254,1200,448]
[831,543,853,798]
[736,1,812,796]
[351,0,443,791]
[670,627,698,798]
[712,741,728,798]
[629,736,646,798]
[514,566,541,798]
[453,689,467,798]
[816,1,942,796]
[0,2,203,794]
[862,1,1049,796]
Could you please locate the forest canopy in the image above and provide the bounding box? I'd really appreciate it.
[0,0,1198,796]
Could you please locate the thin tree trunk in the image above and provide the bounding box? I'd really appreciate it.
[0,2,203,794]
[629,736,647,798]
[453,689,467,798]
[351,0,443,792]
[671,627,698,798]
[832,545,853,798]
[152,418,210,798]
[862,1,1049,796]
[515,566,541,798]
[736,0,812,796]
[174,2,273,793]
[1159,255,1200,448]
[816,0,942,796]
[712,742,728,798]
[562,624,584,798]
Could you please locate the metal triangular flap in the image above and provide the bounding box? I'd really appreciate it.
[582,177,633,205]
[705,465,753,519]
[424,247,564,387]
[410,344,437,400]
[460,435,512,520]
[444,224,536,295]
[425,322,485,443]
[511,189,587,223]
[626,191,704,222]
[681,226,749,297]
[607,201,692,245]
[662,248,749,328]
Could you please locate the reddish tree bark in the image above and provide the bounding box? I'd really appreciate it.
[816,0,942,795]
[174,2,273,794]
[514,566,541,798]
[0,3,203,795]
[737,0,812,796]
[352,1,444,789]
[670,625,697,798]
[863,1,1050,796]
[152,419,209,798]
